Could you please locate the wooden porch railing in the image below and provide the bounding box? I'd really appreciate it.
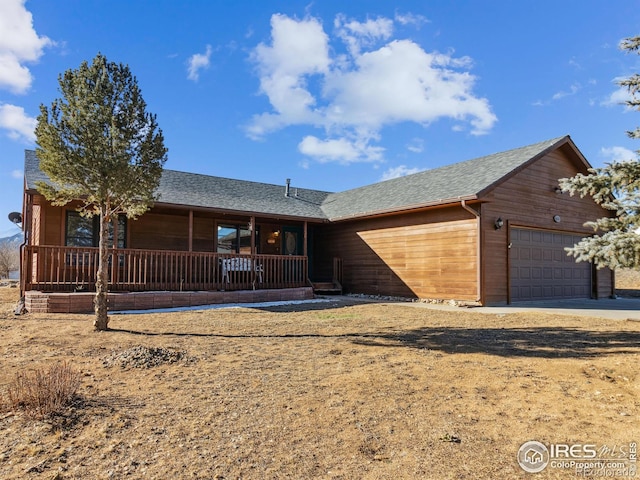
[24,245,308,292]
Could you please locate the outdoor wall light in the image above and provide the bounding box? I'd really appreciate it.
[494,217,504,230]
[554,186,564,194]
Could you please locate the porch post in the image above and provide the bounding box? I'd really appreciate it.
[250,216,256,254]
[111,215,118,285]
[19,191,32,298]
[213,220,218,252]
[112,215,119,247]
[303,221,308,256]
[188,210,193,252]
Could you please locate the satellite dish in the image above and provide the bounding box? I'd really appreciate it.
[8,212,22,225]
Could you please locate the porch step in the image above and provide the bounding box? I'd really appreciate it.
[312,282,343,295]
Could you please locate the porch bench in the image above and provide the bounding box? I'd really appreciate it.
[221,257,264,287]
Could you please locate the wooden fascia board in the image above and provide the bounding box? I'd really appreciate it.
[152,201,328,224]
[22,190,329,224]
[558,137,593,173]
[326,195,481,223]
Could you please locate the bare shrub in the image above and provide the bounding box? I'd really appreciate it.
[5,362,81,419]
[0,242,19,279]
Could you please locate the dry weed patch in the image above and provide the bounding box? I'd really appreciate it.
[3,362,80,420]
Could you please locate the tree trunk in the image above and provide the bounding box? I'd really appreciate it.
[94,207,110,331]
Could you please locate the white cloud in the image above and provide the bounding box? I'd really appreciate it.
[552,82,581,100]
[568,57,584,70]
[11,169,22,179]
[298,158,311,169]
[0,103,36,142]
[247,13,497,165]
[334,14,393,57]
[534,82,583,106]
[298,135,384,164]
[406,138,424,153]
[380,165,423,181]
[0,0,52,94]
[247,14,330,139]
[187,44,213,81]
[394,12,430,27]
[601,85,632,108]
[324,40,495,134]
[600,146,636,163]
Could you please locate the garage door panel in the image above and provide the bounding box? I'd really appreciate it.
[511,228,591,302]
[531,267,542,279]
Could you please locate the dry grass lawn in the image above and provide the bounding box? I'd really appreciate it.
[0,286,639,479]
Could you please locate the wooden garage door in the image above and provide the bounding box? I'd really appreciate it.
[510,228,591,301]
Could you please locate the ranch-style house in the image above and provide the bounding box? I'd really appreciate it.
[19,135,614,313]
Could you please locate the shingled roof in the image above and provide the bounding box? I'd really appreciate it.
[321,135,580,220]
[24,150,331,221]
[24,135,585,222]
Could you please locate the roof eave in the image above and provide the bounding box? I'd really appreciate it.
[327,195,480,222]
[153,201,329,223]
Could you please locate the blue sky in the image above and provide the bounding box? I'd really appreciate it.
[1,0,639,237]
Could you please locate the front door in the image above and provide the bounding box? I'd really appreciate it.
[282,226,303,255]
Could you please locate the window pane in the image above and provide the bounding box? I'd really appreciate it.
[66,211,127,248]
[217,225,237,253]
[239,227,251,254]
[66,212,95,247]
[105,215,127,248]
[117,215,126,248]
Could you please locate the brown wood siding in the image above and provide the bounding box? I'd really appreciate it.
[31,198,86,247]
[481,149,614,304]
[31,203,41,246]
[42,202,63,246]
[129,212,189,251]
[313,206,479,300]
[192,216,214,252]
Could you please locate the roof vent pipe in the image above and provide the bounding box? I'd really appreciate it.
[285,178,291,197]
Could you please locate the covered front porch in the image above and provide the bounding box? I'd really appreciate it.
[24,245,309,293]
[22,245,317,313]
[20,173,342,312]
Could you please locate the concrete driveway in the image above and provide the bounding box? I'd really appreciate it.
[417,297,640,321]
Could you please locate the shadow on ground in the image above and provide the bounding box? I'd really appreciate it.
[108,325,640,359]
[351,326,640,358]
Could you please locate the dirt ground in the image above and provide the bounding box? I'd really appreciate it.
[0,286,639,480]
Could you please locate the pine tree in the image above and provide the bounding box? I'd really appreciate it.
[559,36,640,269]
[35,53,168,330]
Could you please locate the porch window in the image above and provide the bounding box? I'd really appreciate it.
[217,224,255,254]
[65,211,126,248]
